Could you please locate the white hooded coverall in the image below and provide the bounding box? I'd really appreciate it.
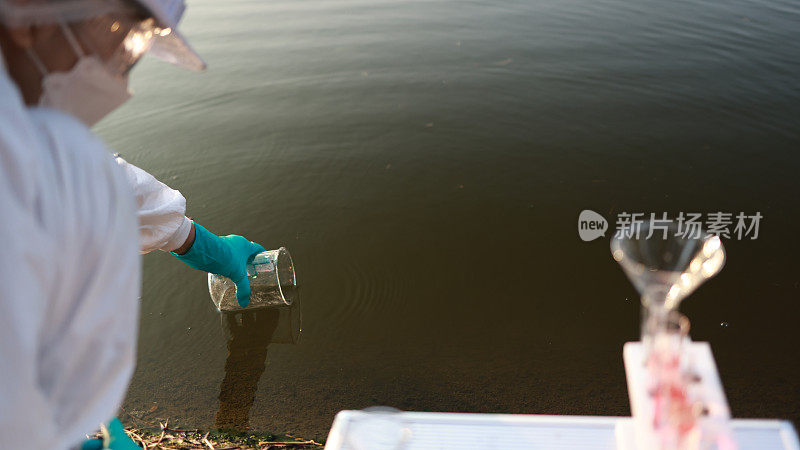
[0,55,191,449]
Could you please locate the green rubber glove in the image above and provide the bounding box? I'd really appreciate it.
[81,418,139,450]
[172,222,265,307]
[81,439,102,450]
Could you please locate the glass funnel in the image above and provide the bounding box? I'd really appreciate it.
[611,221,726,313]
[612,220,727,449]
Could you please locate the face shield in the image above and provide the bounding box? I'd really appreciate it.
[0,0,205,73]
[72,14,163,77]
[0,1,185,125]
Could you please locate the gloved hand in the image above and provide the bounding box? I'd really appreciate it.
[81,417,139,450]
[172,222,265,307]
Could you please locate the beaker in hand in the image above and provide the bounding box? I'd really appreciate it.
[208,247,297,312]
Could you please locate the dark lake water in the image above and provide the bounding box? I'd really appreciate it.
[96,0,800,439]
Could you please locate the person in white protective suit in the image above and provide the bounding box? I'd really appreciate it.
[0,0,266,448]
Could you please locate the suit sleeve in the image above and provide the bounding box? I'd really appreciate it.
[114,156,192,253]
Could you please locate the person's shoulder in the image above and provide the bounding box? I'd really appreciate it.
[25,106,135,206]
[26,105,83,126]
[26,106,123,180]
[26,106,102,156]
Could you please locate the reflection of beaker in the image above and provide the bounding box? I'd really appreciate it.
[215,309,278,430]
[218,294,303,345]
[214,294,302,430]
[269,299,303,344]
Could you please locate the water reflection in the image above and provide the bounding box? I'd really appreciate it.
[215,295,302,430]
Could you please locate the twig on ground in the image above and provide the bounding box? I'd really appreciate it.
[109,419,321,450]
[257,441,322,447]
[202,432,215,449]
[121,406,158,427]
[126,427,147,449]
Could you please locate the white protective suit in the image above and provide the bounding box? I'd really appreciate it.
[0,55,190,448]
[115,157,192,254]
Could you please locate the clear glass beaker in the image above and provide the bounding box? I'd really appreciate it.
[644,310,690,376]
[208,247,297,312]
[645,311,702,450]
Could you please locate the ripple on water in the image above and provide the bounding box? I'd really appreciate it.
[318,258,413,339]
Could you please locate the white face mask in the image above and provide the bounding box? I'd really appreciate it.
[26,24,132,127]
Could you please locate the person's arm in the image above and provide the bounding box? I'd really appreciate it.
[113,157,264,307]
[113,155,192,254]
[172,221,196,255]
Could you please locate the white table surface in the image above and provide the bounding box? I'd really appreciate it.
[324,411,800,450]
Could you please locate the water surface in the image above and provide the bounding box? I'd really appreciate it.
[97,0,800,439]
